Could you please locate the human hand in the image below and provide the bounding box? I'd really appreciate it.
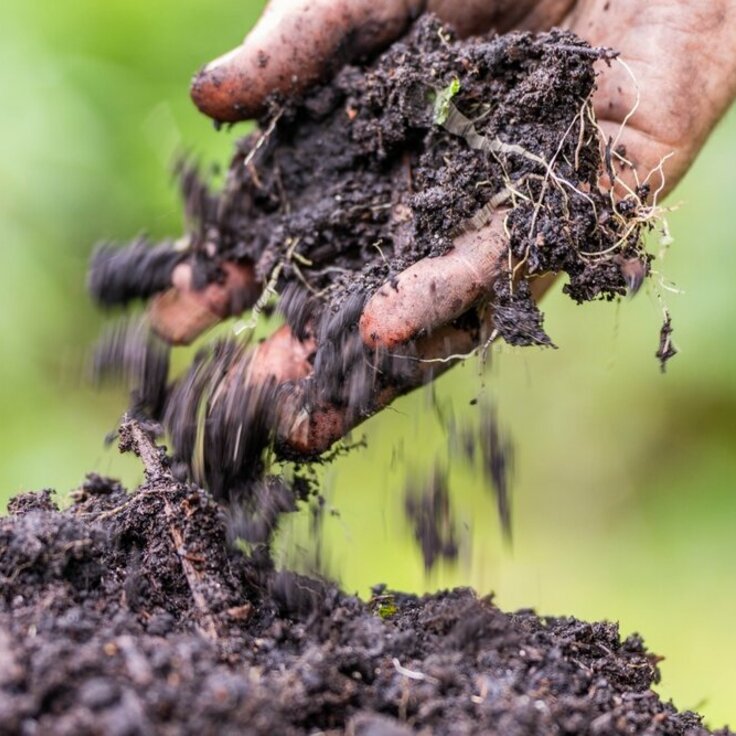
[146,0,736,457]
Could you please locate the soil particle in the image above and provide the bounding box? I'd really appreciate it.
[92,318,171,421]
[0,429,729,735]
[657,312,677,372]
[448,399,515,541]
[6,488,58,515]
[404,465,459,571]
[89,238,186,307]
[478,403,514,540]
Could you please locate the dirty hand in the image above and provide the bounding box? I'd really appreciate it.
[150,0,736,456]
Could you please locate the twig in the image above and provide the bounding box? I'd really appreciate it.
[548,44,619,60]
[243,109,283,171]
[119,419,220,641]
[392,657,439,684]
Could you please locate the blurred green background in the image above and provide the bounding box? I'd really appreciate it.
[1,0,734,726]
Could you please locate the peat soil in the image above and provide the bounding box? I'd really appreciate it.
[0,423,728,736]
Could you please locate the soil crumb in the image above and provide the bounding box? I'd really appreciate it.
[448,398,515,541]
[0,426,728,736]
[404,464,459,571]
[657,311,677,372]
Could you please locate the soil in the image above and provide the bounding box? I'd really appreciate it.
[53,20,703,734]
[0,423,729,736]
[93,16,651,337]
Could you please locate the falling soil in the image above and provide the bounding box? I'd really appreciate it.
[404,465,460,571]
[404,402,514,572]
[0,424,729,736]
[656,311,678,372]
[89,16,662,487]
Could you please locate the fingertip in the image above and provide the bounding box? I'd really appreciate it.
[189,2,318,122]
[148,289,221,346]
[359,218,509,351]
[273,377,349,458]
[148,261,260,345]
[249,325,315,386]
[191,0,419,123]
[190,46,260,122]
[359,282,419,351]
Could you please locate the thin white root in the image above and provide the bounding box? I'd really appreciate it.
[393,658,440,684]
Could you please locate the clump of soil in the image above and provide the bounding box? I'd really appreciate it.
[93,17,651,337]
[657,310,678,371]
[0,426,728,736]
[404,465,460,571]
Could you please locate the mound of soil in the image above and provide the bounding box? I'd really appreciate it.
[0,424,727,736]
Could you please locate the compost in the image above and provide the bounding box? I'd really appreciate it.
[0,424,728,736]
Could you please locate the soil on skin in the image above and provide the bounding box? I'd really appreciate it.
[0,424,728,736]
[89,16,659,494]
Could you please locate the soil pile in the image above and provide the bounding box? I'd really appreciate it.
[0,424,727,736]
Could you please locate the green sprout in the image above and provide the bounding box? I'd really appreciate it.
[377,601,398,619]
[433,78,461,126]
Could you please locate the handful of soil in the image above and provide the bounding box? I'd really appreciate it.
[90,17,659,486]
[0,425,727,736]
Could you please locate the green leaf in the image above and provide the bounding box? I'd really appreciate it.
[433,78,461,126]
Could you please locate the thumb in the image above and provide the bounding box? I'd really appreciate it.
[190,0,423,122]
[570,0,736,198]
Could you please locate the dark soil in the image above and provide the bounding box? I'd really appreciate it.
[55,20,703,734]
[0,424,729,736]
[93,16,651,336]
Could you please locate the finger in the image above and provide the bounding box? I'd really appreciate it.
[359,213,509,351]
[278,266,558,456]
[88,239,187,308]
[191,0,424,122]
[247,324,315,386]
[191,0,580,123]
[149,261,259,345]
[278,316,486,456]
[569,0,736,197]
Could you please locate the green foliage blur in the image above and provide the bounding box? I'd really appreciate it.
[1,0,735,726]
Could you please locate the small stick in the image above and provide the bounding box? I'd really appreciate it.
[392,657,439,684]
[120,419,220,641]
